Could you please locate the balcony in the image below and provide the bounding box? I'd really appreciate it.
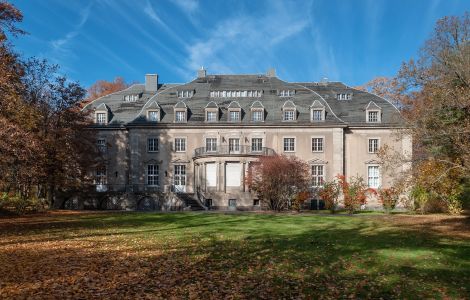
[194,145,275,158]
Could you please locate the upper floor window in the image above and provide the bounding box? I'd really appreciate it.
[95,166,107,192]
[206,138,217,152]
[97,138,107,154]
[147,110,159,122]
[336,93,352,100]
[206,111,217,122]
[312,138,324,152]
[175,111,186,123]
[210,90,262,98]
[229,110,240,122]
[147,164,159,186]
[311,165,325,187]
[312,109,323,121]
[174,138,186,152]
[251,138,263,152]
[283,110,295,121]
[368,165,380,188]
[279,90,295,97]
[229,138,240,152]
[367,111,379,123]
[148,138,159,152]
[283,137,295,152]
[178,90,194,98]
[96,113,107,124]
[124,94,139,102]
[368,138,379,153]
[252,110,264,122]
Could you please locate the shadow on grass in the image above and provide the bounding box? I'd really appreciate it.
[0,212,469,298]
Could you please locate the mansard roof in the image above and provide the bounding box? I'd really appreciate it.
[82,72,404,127]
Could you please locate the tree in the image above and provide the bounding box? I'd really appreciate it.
[83,77,130,105]
[318,180,341,214]
[355,76,404,107]
[246,155,311,211]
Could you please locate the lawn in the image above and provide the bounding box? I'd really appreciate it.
[0,211,469,299]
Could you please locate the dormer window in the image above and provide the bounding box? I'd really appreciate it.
[96,113,107,124]
[279,90,295,97]
[209,90,262,98]
[251,101,265,122]
[147,110,159,122]
[205,101,219,122]
[310,100,325,122]
[124,94,139,102]
[175,111,186,122]
[206,111,217,122]
[178,90,194,98]
[227,101,242,122]
[336,93,352,100]
[282,100,297,122]
[365,101,382,123]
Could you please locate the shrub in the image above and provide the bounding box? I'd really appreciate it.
[318,181,340,214]
[376,187,399,213]
[337,175,369,214]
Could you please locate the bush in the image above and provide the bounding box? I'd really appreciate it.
[376,187,399,213]
[0,192,47,214]
[338,175,369,214]
[318,181,340,214]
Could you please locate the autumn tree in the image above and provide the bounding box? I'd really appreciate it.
[246,155,311,211]
[84,77,130,105]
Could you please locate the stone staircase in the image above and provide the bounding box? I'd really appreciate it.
[176,193,206,211]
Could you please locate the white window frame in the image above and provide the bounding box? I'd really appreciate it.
[251,138,263,152]
[97,138,107,154]
[367,110,381,123]
[147,138,159,152]
[368,138,380,154]
[147,164,159,186]
[311,137,324,152]
[283,137,295,152]
[252,109,264,122]
[95,112,107,124]
[367,165,380,188]
[205,137,217,152]
[175,110,187,123]
[147,110,159,122]
[206,110,217,122]
[228,138,240,152]
[311,164,325,187]
[311,109,324,122]
[282,109,295,121]
[228,109,240,122]
[174,137,186,152]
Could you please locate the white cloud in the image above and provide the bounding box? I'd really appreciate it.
[185,1,309,76]
[171,0,199,13]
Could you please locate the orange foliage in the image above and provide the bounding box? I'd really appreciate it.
[82,77,129,106]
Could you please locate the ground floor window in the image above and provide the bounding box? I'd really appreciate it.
[228,199,237,207]
[174,165,186,186]
[95,166,107,192]
[311,165,325,187]
[253,199,260,206]
[368,165,380,188]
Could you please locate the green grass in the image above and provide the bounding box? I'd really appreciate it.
[0,211,469,299]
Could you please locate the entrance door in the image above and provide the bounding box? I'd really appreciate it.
[174,165,186,192]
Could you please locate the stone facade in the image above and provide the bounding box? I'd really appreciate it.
[82,69,410,211]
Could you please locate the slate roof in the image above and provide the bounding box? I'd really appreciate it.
[82,74,404,127]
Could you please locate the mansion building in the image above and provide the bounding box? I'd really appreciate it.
[82,69,411,210]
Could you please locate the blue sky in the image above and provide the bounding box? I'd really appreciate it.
[10,0,469,87]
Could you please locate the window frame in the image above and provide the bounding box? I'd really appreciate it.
[147,138,159,153]
[147,110,159,122]
[205,137,217,152]
[367,110,381,123]
[367,165,380,188]
[311,137,324,152]
[282,109,296,122]
[251,109,264,122]
[147,164,159,186]
[283,137,296,152]
[95,112,107,125]
[251,138,263,152]
[368,138,380,154]
[174,110,187,123]
[174,137,186,152]
[311,164,325,187]
[97,138,107,154]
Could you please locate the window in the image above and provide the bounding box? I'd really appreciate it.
[253,199,260,206]
[96,113,106,124]
[251,138,263,152]
[206,138,217,152]
[174,138,186,152]
[368,138,379,153]
[97,138,106,153]
[283,138,295,152]
[147,164,159,186]
[311,165,325,187]
[124,95,138,102]
[312,138,324,152]
[228,199,236,207]
[252,110,263,122]
[178,90,193,98]
[95,166,107,192]
[336,93,352,100]
[147,110,159,122]
[229,110,240,122]
[368,166,380,188]
[279,90,295,97]
[174,165,186,186]
[283,110,295,121]
[148,138,158,152]
[312,109,323,121]
[175,111,186,123]
[229,138,240,152]
[367,111,379,123]
[206,111,217,122]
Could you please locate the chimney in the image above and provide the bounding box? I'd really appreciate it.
[266,68,276,77]
[145,74,158,92]
[197,67,206,78]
